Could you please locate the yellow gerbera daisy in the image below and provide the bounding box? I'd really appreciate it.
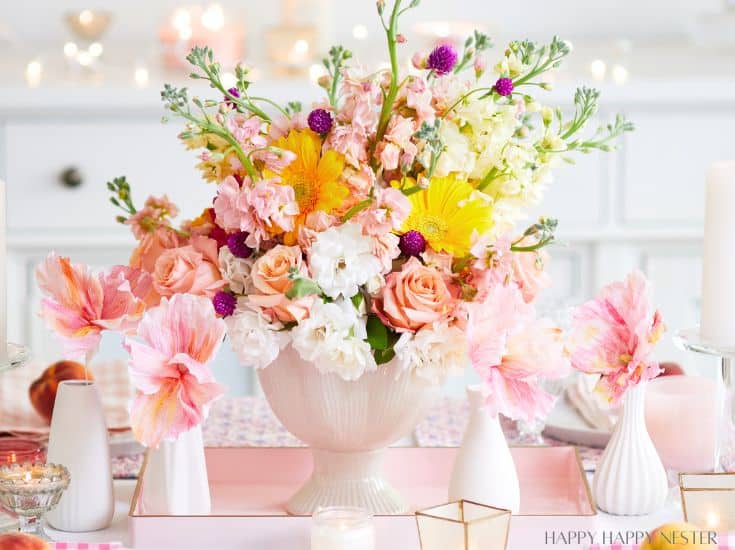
[401,175,493,257]
[270,129,348,239]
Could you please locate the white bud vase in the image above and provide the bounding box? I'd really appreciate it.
[593,382,668,515]
[448,385,520,513]
[46,381,114,531]
[141,426,211,515]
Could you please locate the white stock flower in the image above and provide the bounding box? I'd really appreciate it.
[291,299,376,381]
[309,222,381,299]
[226,307,288,369]
[218,247,255,295]
[394,323,470,384]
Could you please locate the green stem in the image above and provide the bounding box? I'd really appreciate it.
[248,96,290,117]
[375,0,403,145]
[476,167,500,192]
[510,237,554,252]
[341,198,373,222]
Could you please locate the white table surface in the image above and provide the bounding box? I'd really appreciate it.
[37,479,686,550]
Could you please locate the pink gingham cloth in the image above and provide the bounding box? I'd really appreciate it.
[588,534,735,549]
[51,544,125,550]
[0,359,132,434]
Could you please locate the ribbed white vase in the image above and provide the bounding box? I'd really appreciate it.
[257,345,440,515]
[46,381,114,531]
[593,382,668,515]
[141,426,211,515]
[448,386,520,513]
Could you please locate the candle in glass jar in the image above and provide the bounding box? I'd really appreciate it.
[311,507,375,550]
[645,375,718,473]
[701,161,735,345]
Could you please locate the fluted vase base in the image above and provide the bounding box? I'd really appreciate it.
[287,448,407,515]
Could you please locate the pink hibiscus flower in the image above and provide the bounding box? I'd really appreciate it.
[467,283,570,422]
[568,270,665,405]
[124,294,226,448]
[36,254,151,360]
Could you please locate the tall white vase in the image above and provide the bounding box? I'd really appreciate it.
[141,426,211,515]
[448,386,520,514]
[46,381,114,531]
[594,382,668,515]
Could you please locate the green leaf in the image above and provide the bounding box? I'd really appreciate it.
[351,292,365,310]
[374,348,396,365]
[285,278,322,300]
[366,315,390,350]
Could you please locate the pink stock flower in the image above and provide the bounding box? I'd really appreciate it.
[227,113,265,146]
[152,236,225,299]
[372,257,454,332]
[371,232,401,273]
[36,254,151,359]
[568,270,665,405]
[467,283,570,422]
[213,176,299,249]
[376,115,418,170]
[326,124,369,168]
[125,195,179,240]
[268,112,308,140]
[125,294,226,448]
[357,187,411,236]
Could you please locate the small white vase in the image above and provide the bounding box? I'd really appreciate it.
[448,386,520,514]
[46,381,114,531]
[141,426,211,515]
[594,382,668,515]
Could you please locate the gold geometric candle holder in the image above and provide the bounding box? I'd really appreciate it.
[680,473,735,532]
[415,500,511,550]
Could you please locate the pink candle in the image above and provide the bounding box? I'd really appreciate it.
[645,375,718,473]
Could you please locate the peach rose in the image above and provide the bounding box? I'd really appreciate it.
[372,257,454,332]
[152,236,224,298]
[248,245,312,322]
[512,241,551,303]
[130,227,182,273]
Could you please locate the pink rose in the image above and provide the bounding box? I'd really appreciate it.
[372,257,454,332]
[248,245,312,322]
[152,236,224,298]
[130,227,182,273]
[511,240,551,303]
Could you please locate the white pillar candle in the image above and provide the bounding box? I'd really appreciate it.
[701,161,735,345]
[0,179,7,365]
[311,507,375,550]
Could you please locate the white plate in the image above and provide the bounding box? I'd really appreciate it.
[543,398,611,448]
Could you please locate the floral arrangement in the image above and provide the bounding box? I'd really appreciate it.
[568,270,666,404]
[35,0,634,445]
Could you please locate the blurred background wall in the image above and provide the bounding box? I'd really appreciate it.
[1,0,733,394]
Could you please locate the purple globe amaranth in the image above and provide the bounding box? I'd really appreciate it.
[213,291,237,317]
[225,87,240,107]
[227,231,253,259]
[426,43,459,76]
[399,230,427,257]
[307,108,333,134]
[494,77,514,97]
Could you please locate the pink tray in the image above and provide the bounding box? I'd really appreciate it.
[129,446,594,549]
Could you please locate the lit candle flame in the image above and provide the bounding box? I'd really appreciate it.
[706,511,720,529]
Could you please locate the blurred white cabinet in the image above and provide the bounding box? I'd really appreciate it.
[0,82,732,392]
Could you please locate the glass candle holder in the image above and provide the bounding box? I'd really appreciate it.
[0,463,70,539]
[416,500,511,550]
[311,507,375,550]
[680,473,735,532]
[0,438,46,466]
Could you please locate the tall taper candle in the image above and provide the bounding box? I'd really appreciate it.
[0,180,6,364]
[701,161,735,345]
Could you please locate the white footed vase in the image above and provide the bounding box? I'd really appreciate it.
[448,385,520,514]
[46,381,114,531]
[594,382,668,515]
[257,345,440,515]
[141,426,211,515]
